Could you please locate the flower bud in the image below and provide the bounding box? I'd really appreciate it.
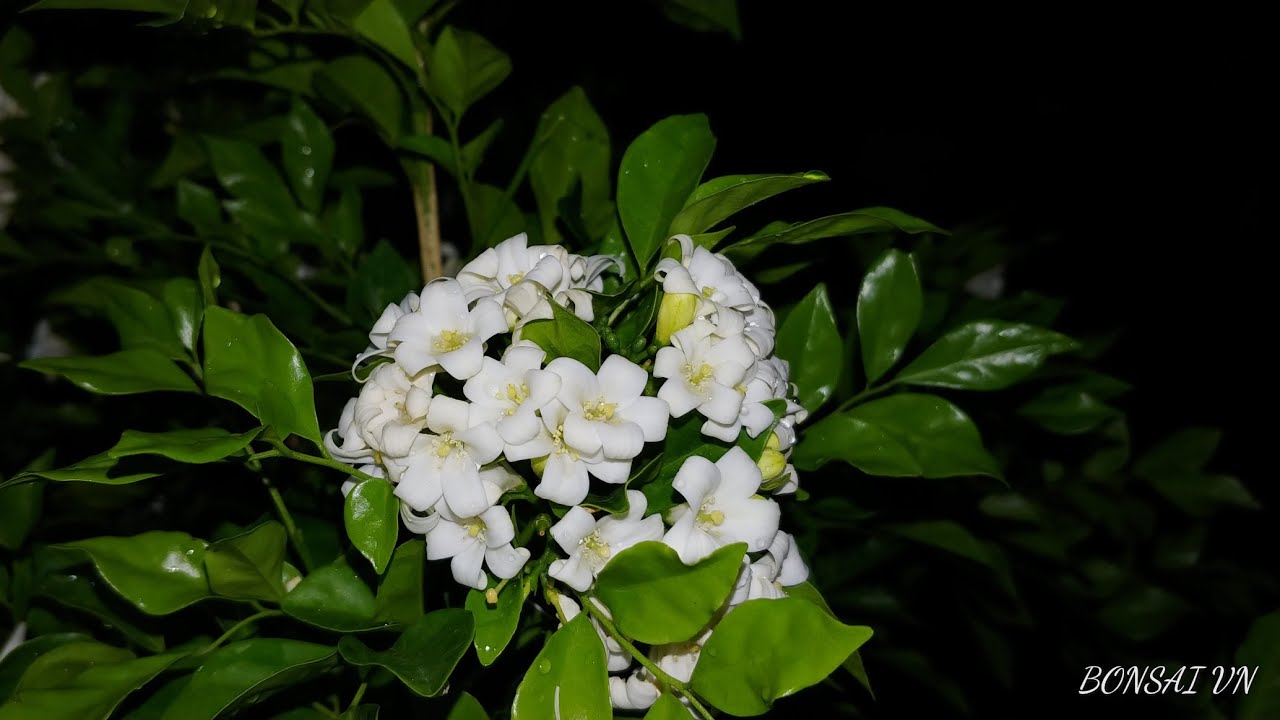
[530,454,549,477]
[756,448,787,481]
[655,292,699,345]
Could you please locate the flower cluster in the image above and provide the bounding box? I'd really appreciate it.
[327,232,811,712]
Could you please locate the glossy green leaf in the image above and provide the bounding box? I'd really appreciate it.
[428,27,511,118]
[282,556,378,631]
[375,540,425,625]
[1235,610,1280,720]
[595,541,746,644]
[117,675,190,720]
[33,562,165,652]
[0,634,86,703]
[0,641,183,720]
[346,240,418,326]
[159,639,337,720]
[0,481,42,550]
[108,426,262,464]
[52,277,185,359]
[319,55,403,140]
[671,171,827,236]
[856,250,921,384]
[337,609,474,696]
[345,478,400,574]
[511,613,609,720]
[20,351,197,396]
[643,692,689,720]
[520,299,602,371]
[56,531,210,615]
[446,692,489,720]
[198,246,220,307]
[353,0,418,69]
[776,282,842,412]
[617,114,716,269]
[726,206,941,253]
[893,321,1078,390]
[783,582,873,694]
[530,87,612,244]
[464,574,531,666]
[692,598,873,715]
[793,393,1000,479]
[3,452,160,489]
[282,98,334,213]
[202,307,322,444]
[205,521,288,602]
[203,136,295,210]
[162,278,201,353]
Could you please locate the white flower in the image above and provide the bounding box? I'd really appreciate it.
[457,233,615,326]
[552,595,632,672]
[738,274,777,358]
[425,500,529,591]
[325,398,374,465]
[728,531,810,606]
[663,447,781,564]
[656,235,756,314]
[392,396,504,517]
[388,279,506,379]
[698,355,791,443]
[654,319,755,427]
[351,291,419,372]
[547,355,669,466]
[548,490,664,592]
[610,633,707,711]
[506,403,606,506]
[351,363,433,458]
[462,341,560,451]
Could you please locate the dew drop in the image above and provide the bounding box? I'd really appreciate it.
[537,659,552,674]
[301,145,312,156]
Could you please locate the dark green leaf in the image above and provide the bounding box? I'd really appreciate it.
[159,640,337,720]
[55,531,210,615]
[1018,383,1120,435]
[893,320,1078,391]
[776,282,841,412]
[353,0,418,69]
[202,307,322,444]
[793,393,1000,479]
[461,118,503,174]
[1150,473,1258,516]
[0,641,183,720]
[324,185,365,258]
[203,136,295,210]
[176,181,222,233]
[520,300,602,371]
[446,692,488,720]
[52,277,186,359]
[347,240,418,326]
[5,451,160,489]
[18,348,199,392]
[282,98,335,213]
[856,250,921,384]
[318,55,403,140]
[25,0,184,12]
[671,171,827,236]
[375,540,425,626]
[468,182,524,248]
[0,481,42,550]
[109,426,262,464]
[617,114,715,269]
[0,634,86,703]
[345,478,400,574]
[885,521,1013,589]
[595,541,745,644]
[162,278,202,354]
[692,598,873,715]
[428,27,511,118]
[1235,610,1280,720]
[33,567,165,651]
[660,0,741,39]
[465,574,531,666]
[530,87,612,244]
[1097,585,1189,643]
[282,556,378,631]
[337,610,474,696]
[1133,427,1220,481]
[206,521,288,602]
[198,246,220,307]
[511,613,609,720]
[726,206,943,252]
[399,134,457,175]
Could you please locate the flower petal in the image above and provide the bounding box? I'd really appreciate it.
[620,396,670,442]
[598,354,647,402]
[671,455,718,508]
[550,506,597,552]
[485,544,530,580]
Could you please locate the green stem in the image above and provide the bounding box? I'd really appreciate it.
[266,439,379,484]
[205,610,283,652]
[515,513,552,547]
[262,476,313,573]
[835,380,897,413]
[579,594,715,720]
[345,681,368,714]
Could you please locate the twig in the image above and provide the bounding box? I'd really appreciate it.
[409,109,444,282]
[205,609,283,652]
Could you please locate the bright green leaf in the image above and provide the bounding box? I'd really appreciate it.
[776,282,842,412]
[692,598,873,715]
[617,114,715,269]
[162,278,201,353]
[198,246,220,307]
[345,478,400,574]
[465,574,531,666]
[375,540,425,625]
[318,55,404,140]
[893,320,1078,391]
[520,300,602,371]
[446,692,488,720]
[55,531,210,615]
[671,171,827,236]
[159,640,337,720]
[202,306,322,444]
[0,641,183,720]
[282,98,335,213]
[511,613,610,720]
[857,249,921,384]
[337,609,474,696]
[205,521,288,602]
[4,451,160,490]
[428,27,511,119]
[595,541,745,644]
[282,556,379,631]
[109,426,263,464]
[643,692,689,720]
[354,0,418,69]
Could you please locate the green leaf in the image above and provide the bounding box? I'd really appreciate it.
[783,582,873,694]
[4,451,160,489]
[465,574,531,666]
[1133,427,1220,481]
[0,641,183,720]
[660,0,741,39]
[671,171,827,236]
[282,98,335,213]
[885,521,1013,592]
[346,240,418,326]
[55,531,210,615]
[446,692,488,720]
[468,182,524,248]
[893,321,1078,391]
[1149,473,1258,516]
[176,181,222,233]
[324,185,365,258]
[0,634,86,703]
[202,307,322,444]
[856,249,922,384]
[282,556,378,631]
[461,119,503,174]
[198,246,220,307]
[793,393,1000,479]
[520,300,602,371]
[595,541,745,644]
[692,598,873,716]
[776,282,842,412]
[530,87,612,244]
[203,136,295,210]
[354,0,418,69]
[1018,383,1121,435]
[617,114,716,269]
[511,613,610,720]
[0,481,42,550]
[52,277,186,359]
[643,693,690,720]
[1236,610,1280,720]
[162,278,202,353]
[428,27,511,119]
[118,675,190,720]
[159,640,337,720]
[726,206,943,252]
[337,609,474,696]
[33,569,165,651]
[205,521,288,602]
[345,478,400,574]
[25,0,184,12]
[109,426,263,464]
[318,55,404,140]
[398,133,458,175]
[375,540,425,625]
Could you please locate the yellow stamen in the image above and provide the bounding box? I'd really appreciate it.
[433,329,469,353]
